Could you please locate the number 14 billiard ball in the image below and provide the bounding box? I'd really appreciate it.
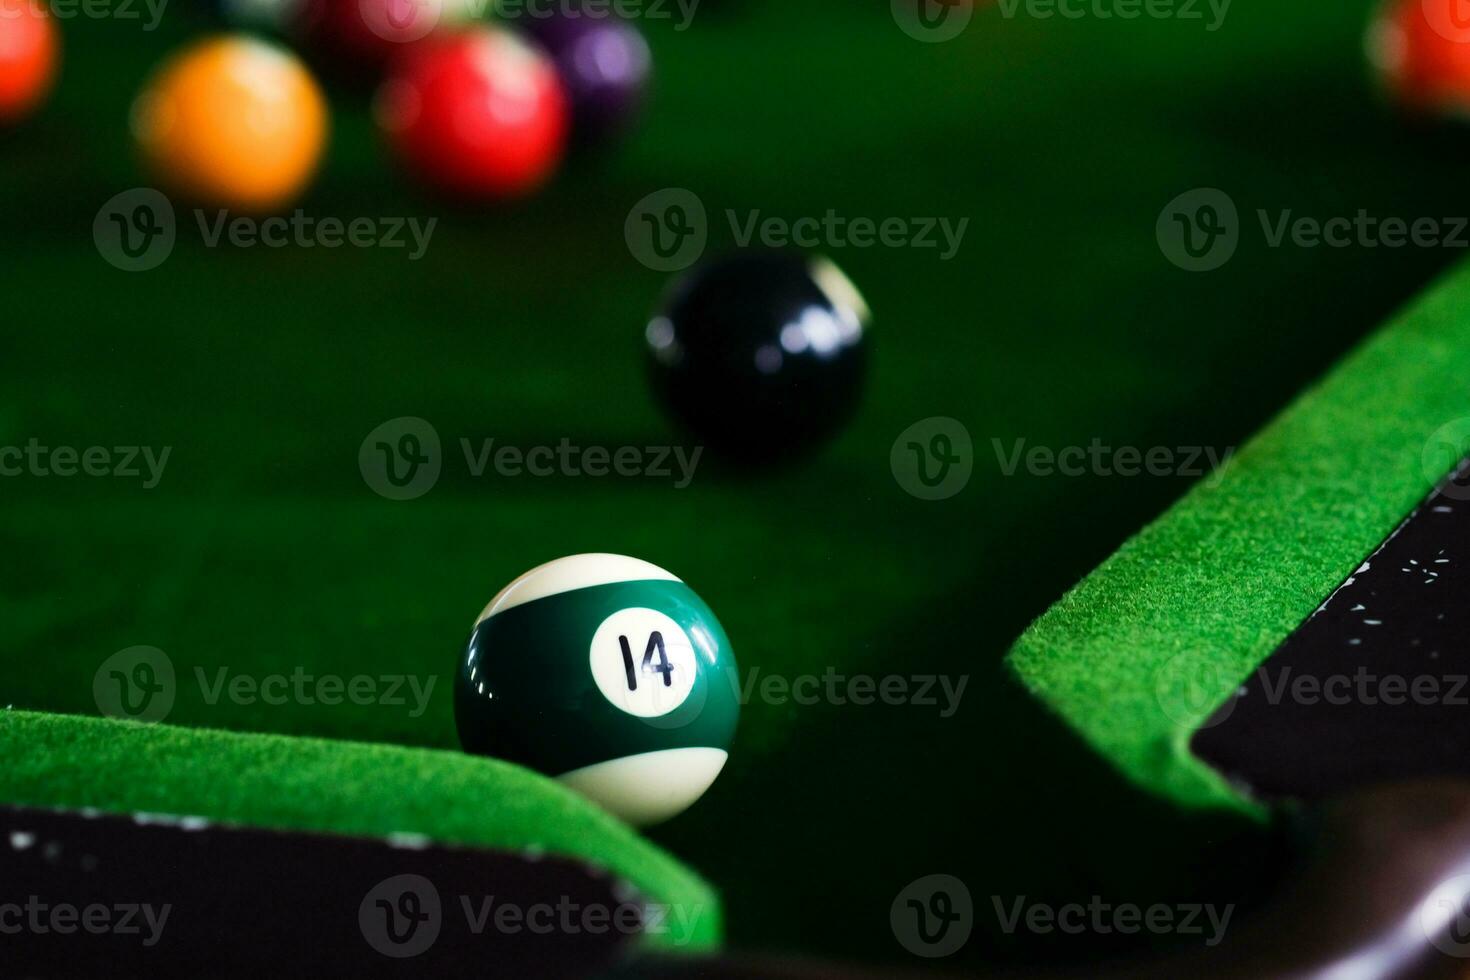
[454,554,740,826]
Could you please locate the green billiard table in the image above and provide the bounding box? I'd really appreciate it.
[8,0,1470,975]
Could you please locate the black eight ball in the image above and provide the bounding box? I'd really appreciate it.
[645,252,870,460]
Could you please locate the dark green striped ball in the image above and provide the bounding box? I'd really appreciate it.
[454,554,740,826]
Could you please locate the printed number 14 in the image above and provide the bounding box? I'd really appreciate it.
[620,633,675,691]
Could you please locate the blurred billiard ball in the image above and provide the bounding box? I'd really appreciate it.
[131,36,327,212]
[290,0,474,84]
[375,27,569,200]
[517,9,651,146]
[454,554,740,826]
[646,252,870,461]
[0,0,58,124]
[1369,0,1470,118]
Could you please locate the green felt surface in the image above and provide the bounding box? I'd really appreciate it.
[1008,260,1470,812]
[8,0,1470,967]
[0,709,721,950]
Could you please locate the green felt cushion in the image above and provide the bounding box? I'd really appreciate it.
[0,709,721,951]
[1007,259,1470,813]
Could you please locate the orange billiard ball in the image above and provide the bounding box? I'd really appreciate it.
[0,0,59,123]
[131,35,328,212]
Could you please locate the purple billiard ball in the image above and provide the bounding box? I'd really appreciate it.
[520,11,651,145]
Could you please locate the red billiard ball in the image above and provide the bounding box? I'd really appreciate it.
[0,0,59,124]
[1370,0,1470,117]
[375,27,569,200]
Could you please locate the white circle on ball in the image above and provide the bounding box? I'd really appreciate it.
[589,608,698,718]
